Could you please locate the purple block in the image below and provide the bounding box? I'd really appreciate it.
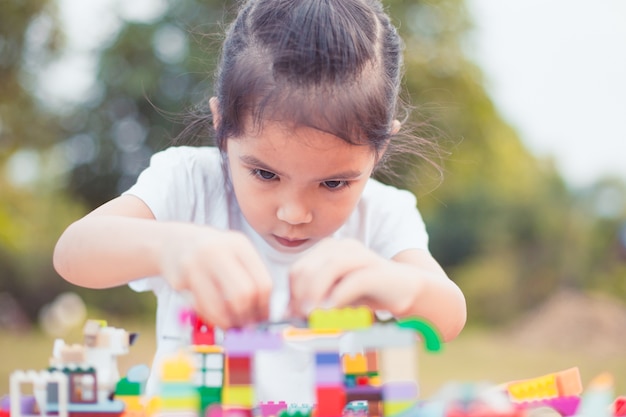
[382,381,419,401]
[223,329,283,354]
[522,396,581,416]
[0,395,37,414]
[0,396,9,411]
[345,386,383,402]
[315,364,343,385]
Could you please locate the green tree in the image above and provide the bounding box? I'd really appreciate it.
[5,0,621,326]
[0,0,82,321]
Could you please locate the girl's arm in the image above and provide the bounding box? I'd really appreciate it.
[388,248,466,341]
[288,239,466,342]
[53,195,273,328]
[54,195,170,288]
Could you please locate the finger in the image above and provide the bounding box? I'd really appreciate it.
[210,261,259,327]
[208,238,271,327]
[187,271,235,329]
[290,239,372,313]
[326,268,380,310]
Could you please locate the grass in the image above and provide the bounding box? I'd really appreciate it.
[2,324,625,399]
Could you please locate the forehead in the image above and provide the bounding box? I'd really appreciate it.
[228,120,376,178]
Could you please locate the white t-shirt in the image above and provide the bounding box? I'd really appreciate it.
[123,146,429,403]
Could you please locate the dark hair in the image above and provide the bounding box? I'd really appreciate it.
[180,0,441,180]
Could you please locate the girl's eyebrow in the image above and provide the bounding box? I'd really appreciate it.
[239,154,364,181]
[239,155,284,176]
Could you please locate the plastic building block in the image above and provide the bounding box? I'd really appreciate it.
[316,352,341,365]
[309,307,373,330]
[378,346,417,383]
[316,365,344,386]
[198,386,222,412]
[342,354,367,375]
[507,374,558,401]
[382,400,414,416]
[396,318,443,352]
[227,356,253,385]
[278,409,311,417]
[316,386,346,417]
[11,370,69,417]
[555,367,583,397]
[614,396,626,417]
[382,381,418,401]
[517,396,580,416]
[365,351,378,373]
[223,329,283,354]
[193,318,216,346]
[355,376,369,386]
[345,386,383,403]
[161,351,195,382]
[259,401,288,417]
[222,385,254,407]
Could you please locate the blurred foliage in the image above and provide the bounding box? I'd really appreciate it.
[0,0,625,327]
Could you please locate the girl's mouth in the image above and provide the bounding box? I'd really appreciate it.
[273,235,309,248]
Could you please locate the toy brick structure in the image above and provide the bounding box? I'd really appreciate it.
[5,306,622,417]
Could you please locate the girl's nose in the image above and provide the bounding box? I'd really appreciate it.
[276,197,313,225]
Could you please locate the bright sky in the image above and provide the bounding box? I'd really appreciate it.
[41,0,626,190]
[465,0,626,188]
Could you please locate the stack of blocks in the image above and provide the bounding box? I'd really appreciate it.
[157,352,199,417]
[175,306,439,417]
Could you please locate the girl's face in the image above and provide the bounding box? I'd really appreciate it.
[227,121,377,253]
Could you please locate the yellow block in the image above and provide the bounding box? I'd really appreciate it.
[309,307,373,330]
[160,397,200,410]
[117,396,144,412]
[369,375,381,387]
[145,396,161,416]
[383,400,413,416]
[223,385,254,407]
[508,374,558,401]
[161,351,195,382]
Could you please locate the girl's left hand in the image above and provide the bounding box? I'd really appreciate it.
[287,238,420,317]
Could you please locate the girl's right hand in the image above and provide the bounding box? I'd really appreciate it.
[160,226,273,329]
[54,195,271,330]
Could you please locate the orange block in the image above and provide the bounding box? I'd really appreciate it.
[343,354,367,375]
[555,367,583,397]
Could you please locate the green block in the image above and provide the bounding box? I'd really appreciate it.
[198,386,222,412]
[116,377,142,396]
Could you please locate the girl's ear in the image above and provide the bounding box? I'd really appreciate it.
[390,119,401,135]
[209,97,221,130]
[376,119,401,162]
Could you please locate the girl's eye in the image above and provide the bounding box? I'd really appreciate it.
[323,180,348,190]
[253,169,277,180]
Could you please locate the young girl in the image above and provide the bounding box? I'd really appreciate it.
[54,0,466,403]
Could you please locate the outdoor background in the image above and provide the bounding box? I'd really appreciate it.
[1,0,625,398]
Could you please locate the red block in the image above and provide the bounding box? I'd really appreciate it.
[615,396,626,417]
[356,376,369,386]
[193,318,215,345]
[316,386,346,417]
[227,356,253,385]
